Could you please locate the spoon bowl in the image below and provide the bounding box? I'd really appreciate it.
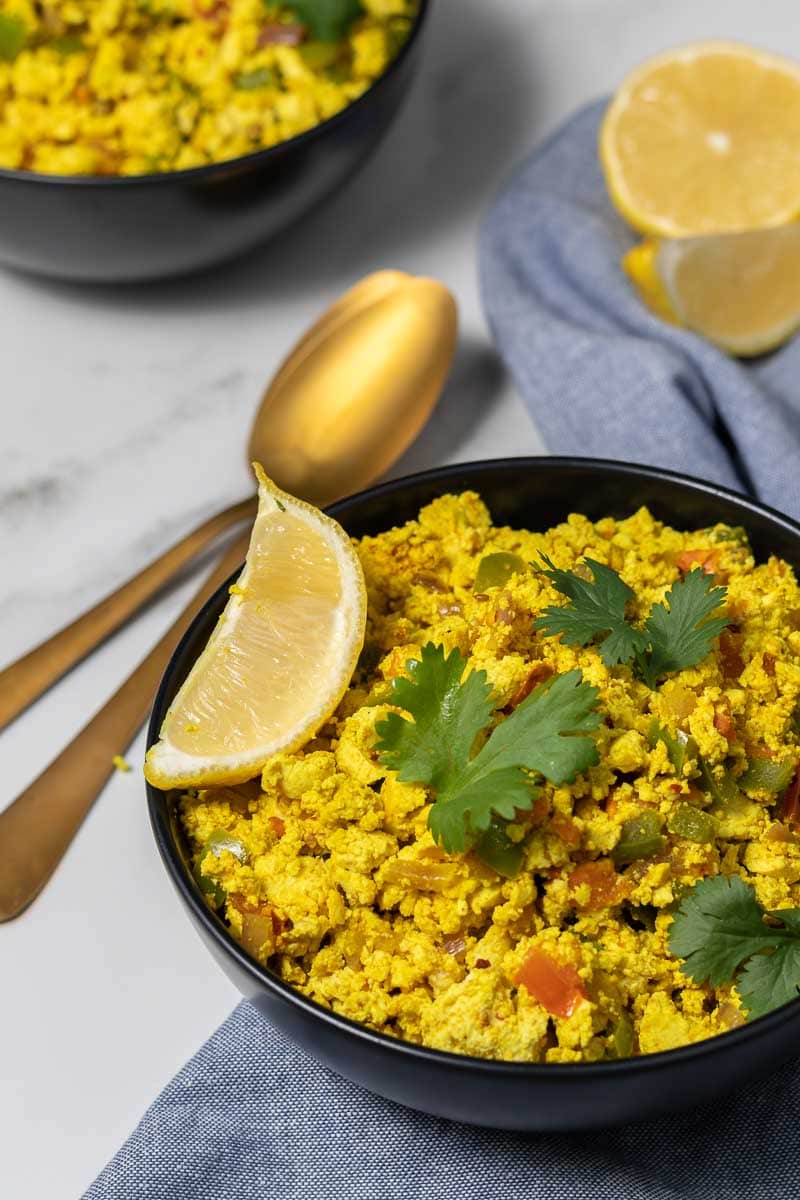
[0,270,456,729]
[248,272,458,506]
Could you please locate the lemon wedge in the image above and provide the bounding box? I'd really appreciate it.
[601,42,800,237]
[624,225,800,356]
[144,466,366,789]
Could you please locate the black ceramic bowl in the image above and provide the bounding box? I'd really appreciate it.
[0,2,429,283]
[147,457,800,1131]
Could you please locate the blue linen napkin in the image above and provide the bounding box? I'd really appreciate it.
[88,1000,799,1199]
[88,101,800,1199]
[480,99,800,524]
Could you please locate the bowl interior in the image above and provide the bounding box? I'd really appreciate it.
[147,456,800,1077]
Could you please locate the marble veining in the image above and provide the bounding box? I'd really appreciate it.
[5,0,796,1196]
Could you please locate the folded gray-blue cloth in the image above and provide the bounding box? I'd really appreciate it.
[88,102,800,1200]
[480,99,800,523]
[88,1000,799,1199]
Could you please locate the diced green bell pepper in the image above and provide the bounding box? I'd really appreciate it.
[299,40,343,68]
[613,811,665,865]
[703,524,751,549]
[648,720,698,774]
[234,67,277,89]
[612,1012,634,1058]
[697,755,739,806]
[667,803,716,843]
[0,13,26,61]
[740,757,795,795]
[204,829,248,861]
[474,552,526,592]
[474,817,524,879]
[195,829,248,908]
[50,35,85,55]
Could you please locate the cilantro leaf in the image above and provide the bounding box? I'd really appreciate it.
[738,942,800,1020]
[376,646,600,853]
[282,0,362,41]
[668,875,800,1019]
[637,569,730,688]
[430,765,537,856]
[469,668,601,786]
[535,558,731,686]
[375,643,493,794]
[429,670,601,851]
[535,556,648,667]
[668,875,775,986]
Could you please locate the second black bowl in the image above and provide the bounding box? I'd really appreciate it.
[0,1,429,283]
[147,457,800,1130]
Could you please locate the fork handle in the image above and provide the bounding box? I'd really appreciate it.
[0,495,257,733]
[0,531,250,922]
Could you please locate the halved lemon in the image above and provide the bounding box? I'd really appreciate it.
[601,42,800,237]
[144,465,366,789]
[624,225,800,356]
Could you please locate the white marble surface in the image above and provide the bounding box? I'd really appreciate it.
[3,0,800,1194]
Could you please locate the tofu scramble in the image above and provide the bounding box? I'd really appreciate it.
[179,494,800,1063]
[0,0,417,175]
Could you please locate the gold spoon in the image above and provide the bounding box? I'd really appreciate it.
[0,271,457,731]
[0,272,457,920]
[0,531,251,922]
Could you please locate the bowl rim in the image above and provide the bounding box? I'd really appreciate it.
[147,454,800,1079]
[0,0,430,189]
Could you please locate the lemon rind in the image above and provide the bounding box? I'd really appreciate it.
[656,232,800,357]
[144,467,367,790]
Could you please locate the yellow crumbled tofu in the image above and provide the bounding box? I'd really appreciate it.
[0,0,418,175]
[179,496,800,1063]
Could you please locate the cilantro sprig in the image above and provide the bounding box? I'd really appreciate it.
[669,875,800,1020]
[535,559,730,686]
[375,644,600,853]
[535,556,648,667]
[283,0,362,41]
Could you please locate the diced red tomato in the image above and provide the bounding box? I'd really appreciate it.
[269,816,286,838]
[719,629,745,680]
[515,949,587,1018]
[746,741,776,759]
[549,815,581,847]
[516,794,549,826]
[258,21,304,45]
[713,703,734,740]
[676,548,717,574]
[676,549,724,580]
[604,791,620,816]
[569,859,626,910]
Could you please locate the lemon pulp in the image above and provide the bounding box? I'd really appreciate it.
[145,465,366,789]
[601,42,800,237]
[624,225,800,356]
